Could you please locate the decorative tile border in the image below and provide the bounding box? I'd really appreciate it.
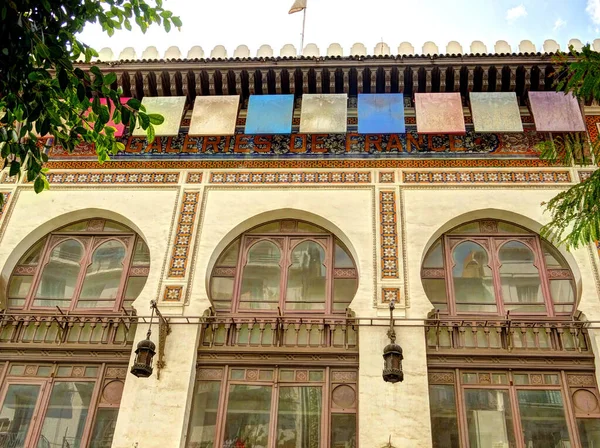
[402,170,571,184]
[380,190,399,279]
[163,285,183,302]
[0,192,11,219]
[579,170,595,182]
[45,171,179,184]
[379,171,395,183]
[382,287,401,303]
[209,171,371,184]
[0,173,17,184]
[186,172,203,183]
[168,191,200,277]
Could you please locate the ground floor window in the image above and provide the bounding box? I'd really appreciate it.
[186,366,357,448]
[0,362,125,448]
[429,369,600,448]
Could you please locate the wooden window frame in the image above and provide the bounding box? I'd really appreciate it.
[8,219,149,314]
[421,220,576,318]
[188,366,358,448]
[429,368,599,448]
[0,361,126,448]
[210,220,358,316]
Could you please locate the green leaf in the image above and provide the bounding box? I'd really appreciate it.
[146,123,155,143]
[104,72,117,86]
[34,176,45,193]
[9,162,20,177]
[172,17,182,27]
[58,68,69,90]
[77,83,86,102]
[127,98,141,110]
[148,113,164,125]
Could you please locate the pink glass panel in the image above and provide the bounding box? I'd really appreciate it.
[528,91,586,132]
[415,93,465,134]
[100,98,130,137]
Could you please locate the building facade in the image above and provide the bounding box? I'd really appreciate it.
[0,40,600,448]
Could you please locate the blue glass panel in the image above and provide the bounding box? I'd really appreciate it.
[358,94,405,134]
[245,95,295,134]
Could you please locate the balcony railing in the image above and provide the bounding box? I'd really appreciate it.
[199,314,358,351]
[0,313,137,346]
[425,318,589,353]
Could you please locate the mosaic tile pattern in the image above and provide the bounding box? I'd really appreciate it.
[45,172,180,184]
[469,92,523,133]
[382,288,401,303]
[579,171,595,182]
[0,173,17,184]
[163,285,183,302]
[379,172,395,183]
[132,96,187,137]
[528,92,586,132]
[380,191,399,279]
[186,172,203,183]
[415,93,465,134]
[0,193,11,220]
[585,115,600,142]
[403,171,571,184]
[209,171,371,184]
[168,191,200,277]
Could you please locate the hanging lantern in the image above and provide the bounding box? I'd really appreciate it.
[130,333,156,378]
[382,298,404,383]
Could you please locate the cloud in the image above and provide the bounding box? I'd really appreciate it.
[554,17,567,31]
[587,0,600,25]
[506,4,528,23]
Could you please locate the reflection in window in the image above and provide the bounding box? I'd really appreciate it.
[464,389,516,448]
[89,408,119,448]
[499,241,544,313]
[187,382,221,448]
[36,382,94,448]
[286,241,326,311]
[223,385,272,447]
[452,241,495,313]
[276,386,322,447]
[78,241,126,308]
[429,384,460,448]
[517,390,570,447]
[34,240,84,308]
[240,241,281,310]
[0,384,40,447]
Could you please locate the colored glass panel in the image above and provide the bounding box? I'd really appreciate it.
[469,92,523,133]
[357,94,405,134]
[528,91,586,132]
[245,95,294,134]
[415,93,465,134]
[299,94,347,134]
[132,96,186,137]
[189,95,240,136]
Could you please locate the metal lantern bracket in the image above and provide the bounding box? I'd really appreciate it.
[151,300,172,380]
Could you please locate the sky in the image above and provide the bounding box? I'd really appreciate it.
[78,0,600,57]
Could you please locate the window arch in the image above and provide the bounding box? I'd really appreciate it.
[421,219,576,317]
[210,219,358,314]
[7,218,150,311]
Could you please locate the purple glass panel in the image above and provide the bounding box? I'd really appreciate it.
[528,91,586,132]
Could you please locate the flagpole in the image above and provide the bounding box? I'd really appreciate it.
[300,7,306,54]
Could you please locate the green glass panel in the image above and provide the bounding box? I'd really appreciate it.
[429,384,460,448]
[330,413,356,448]
[223,385,272,447]
[517,389,571,447]
[578,418,600,448]
[276,386,322,448]
[89,408,119,448]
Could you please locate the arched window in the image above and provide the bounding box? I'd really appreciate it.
[7,219,150,311]
[421,219,576,317]
[210,220,358,314]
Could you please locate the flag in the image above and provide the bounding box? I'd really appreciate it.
[289,0,306,14]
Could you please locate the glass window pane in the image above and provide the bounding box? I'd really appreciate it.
[286,241,327,311]
[58,221,88,232]
[34,239,84,307]
[578,418,600,448]
[8,276,32,299]
[429,385,460,448]
[36,381,94,448]
[89,408,119,448]
[465,389,516,448]
[330,413,356,448]
[334,242,354,268]
[78,241,126,308]
[210,277,234,309]
[542,241,569,269]
[240,241,281,310]
[249,222,281,233]
[423,240,444,268]
[333,279,357,311]
[423,278,448,311]
[223,385,272,448]
[131,239,150,266]
[452,241,496,313]
[20,239,46,265]
[124,276,147,306]
[449,222,481,234]
[216,240,240,267]
[0,384,41,448]
[499,241,544,311]
[187,381,221,448]
[497,222,528,233]
[550,280,575,307]
[276,386,322,448]
[102,221,130,232]
[517,389,571,447]
[297,222,326,233]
